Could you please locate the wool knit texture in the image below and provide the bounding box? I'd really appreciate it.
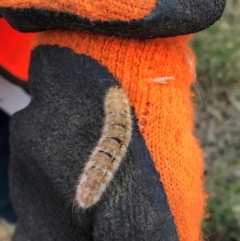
[33,31,205,241]
[0,0,156,21]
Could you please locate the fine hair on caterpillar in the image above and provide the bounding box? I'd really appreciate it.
[76,86,132,209]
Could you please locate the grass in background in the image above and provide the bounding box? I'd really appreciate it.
[193,0,240,87]
[192,0,240,240]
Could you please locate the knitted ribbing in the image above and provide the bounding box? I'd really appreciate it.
[33,31,205,241]
[0,0,156,21]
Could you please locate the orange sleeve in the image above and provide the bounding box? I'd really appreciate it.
[0,18,33,81]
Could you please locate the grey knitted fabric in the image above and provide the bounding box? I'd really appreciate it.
[10,46,178,241]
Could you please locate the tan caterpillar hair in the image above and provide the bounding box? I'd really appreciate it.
[76,86,132,209]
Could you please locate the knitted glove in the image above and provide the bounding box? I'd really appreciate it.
[0,1,225,241]
[0,0,225,38]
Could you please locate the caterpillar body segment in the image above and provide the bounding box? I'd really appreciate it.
[76,86,132,208]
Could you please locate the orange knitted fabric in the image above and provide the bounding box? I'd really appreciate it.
[33,31,205,241]
[0,18,33,80]
[0,0,156,21]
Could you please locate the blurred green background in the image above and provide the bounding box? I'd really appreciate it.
[192,0,240,240]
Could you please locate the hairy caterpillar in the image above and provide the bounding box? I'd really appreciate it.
[76,86,132,209]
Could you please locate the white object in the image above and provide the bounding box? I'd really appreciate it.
[0,75,31,116]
